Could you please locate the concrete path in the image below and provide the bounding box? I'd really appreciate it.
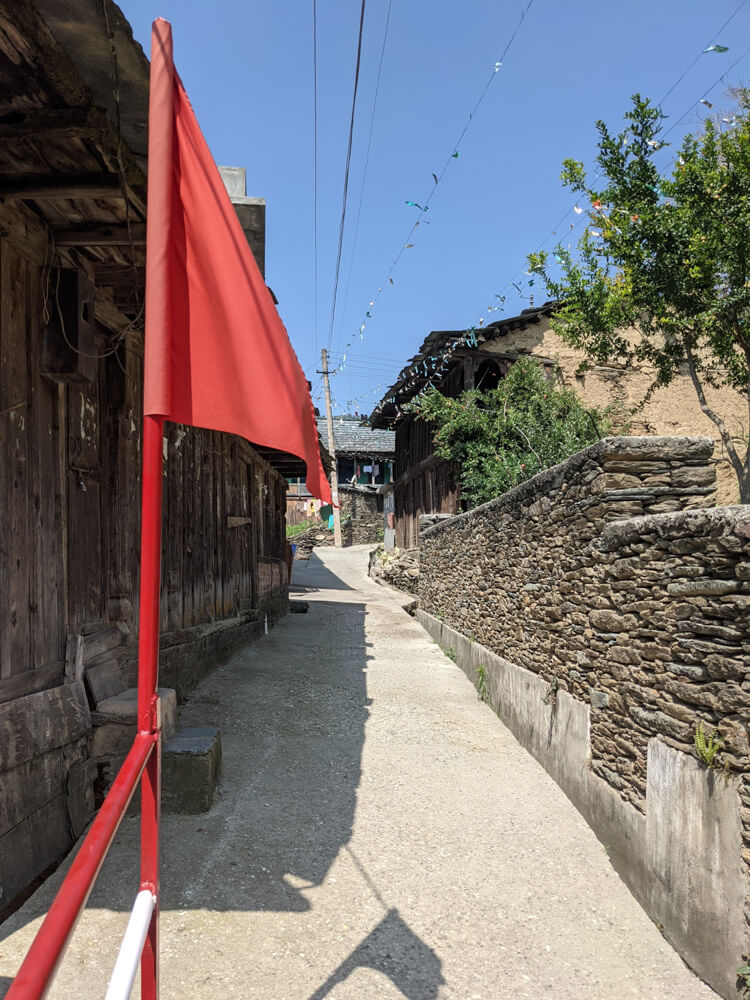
[0,546,718,999]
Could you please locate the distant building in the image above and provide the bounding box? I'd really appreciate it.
[316,416,395,486]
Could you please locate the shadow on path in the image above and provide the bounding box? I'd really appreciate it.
[0,550,443,1000]
[308,908,444,1000]
[290,549,356,592]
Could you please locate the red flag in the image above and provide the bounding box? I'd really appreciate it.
[145,19,330,503]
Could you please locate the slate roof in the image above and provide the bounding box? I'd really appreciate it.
[370,301,559,427]
[315,417,395,456]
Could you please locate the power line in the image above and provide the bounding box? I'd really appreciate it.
[661,41,750,144]
[313,0,319,358]
[487,4,750,318]
[334,0,394,351]
[331,0,537,373]
[658,0,746,106]
[326,0,368,352]
[345,4,750,417]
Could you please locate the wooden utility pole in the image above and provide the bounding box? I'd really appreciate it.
[320,349,342,547]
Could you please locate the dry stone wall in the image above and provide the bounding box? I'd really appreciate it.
[419,436,750,998]
[339,487,382,545]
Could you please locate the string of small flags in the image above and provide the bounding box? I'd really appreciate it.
[476,34,738,318]
[354,32,739,419]
[330,0,537,377]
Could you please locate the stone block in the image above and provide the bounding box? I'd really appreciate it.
[163,726,222,814]
[590,609,636,633]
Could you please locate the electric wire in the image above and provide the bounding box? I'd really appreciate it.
[331,0,536,373]
[326,0,368,353]
[657,0,747,106]
[495,2,750,312]
[313,0,319,359]
[333,0,393,352]
[341,4,750,416]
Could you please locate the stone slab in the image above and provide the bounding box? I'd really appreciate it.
[162,726,222,814]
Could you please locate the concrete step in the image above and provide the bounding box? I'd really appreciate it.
[91,686,178,757]
[162,726,222,814]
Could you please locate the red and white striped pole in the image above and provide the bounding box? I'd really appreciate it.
[136,413,165,999]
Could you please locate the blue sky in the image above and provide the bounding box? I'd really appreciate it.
[119,0,750,415]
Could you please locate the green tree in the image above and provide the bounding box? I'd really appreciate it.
[528,94,750,500]
[413,356,606,508]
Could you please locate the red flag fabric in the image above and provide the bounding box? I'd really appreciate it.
[145,19,331,503]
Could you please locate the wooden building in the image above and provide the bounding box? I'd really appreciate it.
[372,296,746,547]
[370,305,558,548]
[0,0,311,916]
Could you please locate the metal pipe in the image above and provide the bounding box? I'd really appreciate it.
[104,891,157,1000]
[5,733,155,1000]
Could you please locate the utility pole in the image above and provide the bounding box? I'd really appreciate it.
[320,349,342,547]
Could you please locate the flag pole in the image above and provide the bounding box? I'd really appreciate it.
[136,412,165,1000]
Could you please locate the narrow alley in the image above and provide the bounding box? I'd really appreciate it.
[0,548,717,999]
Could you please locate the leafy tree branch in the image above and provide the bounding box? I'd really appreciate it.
[528,93,750,500]
[411,357,609,508]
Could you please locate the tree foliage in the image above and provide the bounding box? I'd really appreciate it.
[528,93,750,500]
[413,357,607,508]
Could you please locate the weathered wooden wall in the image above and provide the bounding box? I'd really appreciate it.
[392,415,458,549]
[0,219,289,917]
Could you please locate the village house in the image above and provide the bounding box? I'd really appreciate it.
[288,417,394,543]
[318,416,394,544]
[0,0,317,917]
[371,301,745,548]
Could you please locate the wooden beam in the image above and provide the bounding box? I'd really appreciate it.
[94,263,145,286]
[94,288,142,335]
[0,107,108,141]
[53,223,146,247]
[0,173,123,200]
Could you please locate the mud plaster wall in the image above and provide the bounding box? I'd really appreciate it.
[484,321,747,505]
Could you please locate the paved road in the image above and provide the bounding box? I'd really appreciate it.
[0,546,717,999]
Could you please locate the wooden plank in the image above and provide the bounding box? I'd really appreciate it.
[84,658,127,705]
[249,460,259,607]
[82,626,122,664]
[0,681,90,774]
[53,223,146,247]
[181,429,194,628]
[0,106,107,140]
[66,379,104,628]
[214,432,224,619]
[64,633,84,683]
[165,424,182,631]
[227,516,252,528]
[0,793,71,913]
[240,456,252,606]
[64,755,96,838]
[160,423,169,633]
[0,239,31,677]
[0,747,63,837]
[200,429,213,621]
[28,258,64,668]
[0,173,122,200]
[0,662,64,705]
[192,431,204,624]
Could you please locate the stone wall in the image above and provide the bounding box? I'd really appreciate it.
[418,436,750,999]
[369,546,420,594]
[339,487,382,545]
